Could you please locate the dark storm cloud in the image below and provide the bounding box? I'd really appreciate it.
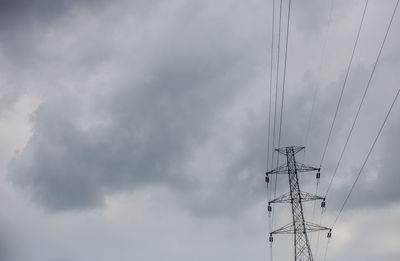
[0,0,69,28]
[0,0,109,29]
[8,0,267,211]
[0,0,95,60]
[0,0,162,34]
[8,54,251,210]
[5,0,400,222]
[0,0,83,111]
[0,0,160,112]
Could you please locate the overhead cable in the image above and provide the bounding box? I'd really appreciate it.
[304,0,334,161]
[325,0,399,198]
[319,0,370,168]
[267,0,276,175]
[332,87,400,228]
[272,0,292,229]
[270,0,283,204]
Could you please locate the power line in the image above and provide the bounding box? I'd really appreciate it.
[272,0,292,229]
[332,87,400,228]
[322,237,330,261]
[267,0,276,176]
[314,207,325,261]
[270,0,283,229]
[270,0,283,205]
[304,0,334,160]
[276,0,291,155]
[319,0,370,168]
[325,0,399,198]
[309,179,320,245]
[266,1,276,260]
[318,2,399,259]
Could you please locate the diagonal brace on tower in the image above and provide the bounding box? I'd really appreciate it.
[266,146,331,261]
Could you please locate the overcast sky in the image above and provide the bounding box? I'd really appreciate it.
[0,0,400,260]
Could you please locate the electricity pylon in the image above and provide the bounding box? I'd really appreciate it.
[266,146,331,261]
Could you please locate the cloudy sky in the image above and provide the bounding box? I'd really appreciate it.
[0,0,399,260]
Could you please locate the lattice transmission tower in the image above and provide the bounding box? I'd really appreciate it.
[266,146,331,261]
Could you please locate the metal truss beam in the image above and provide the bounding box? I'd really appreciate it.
[271,221,330,235]
[266,163,319,175]
[269,191,324,204]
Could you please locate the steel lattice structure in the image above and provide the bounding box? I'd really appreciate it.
[266,146,331,261]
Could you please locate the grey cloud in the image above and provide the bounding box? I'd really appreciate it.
[5,0,400,223]
[326,107,400,211]
[8,0,266,211]
[0,0,107,28]
[0,220,18,261]
[0,0,161,111]
[1,0,400,260]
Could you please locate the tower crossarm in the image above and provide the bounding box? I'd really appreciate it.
[266,163,319,175]
[271,222,294,234]
[295,163,319,173]
[275,146,305,156]
[269,191,324,204]
[303,221,331,233]
[266,163,289,175]
[271,221,331,235]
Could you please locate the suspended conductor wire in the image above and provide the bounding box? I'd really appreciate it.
[270,244,273,261]
[267,0,275,178]
[332,88,400,228]
[325,0,398,198]
[270,0,283,206]
[314,207,325,261]
[266,2,276,257]
[322,237,330,261]
[304,0,334,162]
[319,0,370,168]
[267,0,276,205]
[272,0,291,230]
[267,3,277,261]
[270,0,282,206]
[309,179,320,244]
[276,0,291,159]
